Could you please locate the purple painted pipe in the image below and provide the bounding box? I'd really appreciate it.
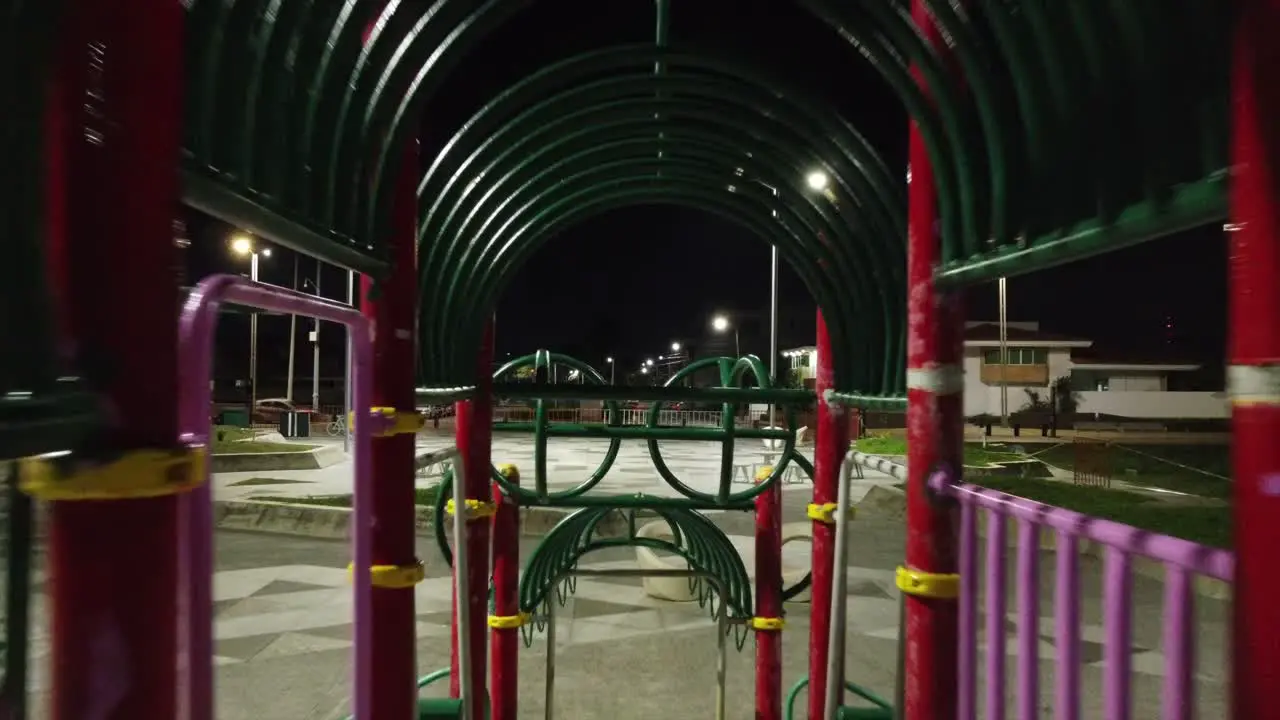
[985,508,1006,720]
[928,472,1233,580]
[930,470,1232,720]
[177,275,375,719]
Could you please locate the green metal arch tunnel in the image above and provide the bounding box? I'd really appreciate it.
[172,0,1231,400]
[414,49,910,394]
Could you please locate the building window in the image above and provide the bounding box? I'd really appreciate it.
[798,353,811,368]
[981,347,1048,365]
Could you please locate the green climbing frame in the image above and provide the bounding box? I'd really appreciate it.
[488,351,814,507]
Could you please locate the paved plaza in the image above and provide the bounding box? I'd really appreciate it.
[214,434,897,505]
[14,501,1229,719]
[3,434,1232,718]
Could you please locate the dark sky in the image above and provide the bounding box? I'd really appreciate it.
[184,0,1228,387]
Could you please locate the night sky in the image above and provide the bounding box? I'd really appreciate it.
[184,0,1228,390]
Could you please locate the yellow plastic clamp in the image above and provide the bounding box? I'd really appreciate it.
[749,616,786,632]
[496,464,521,482]
[347,560,426,589]
[487,612,531,629]
[755,465,774,483]
[895,566,960,600]
[445,498,498,520]
[350,407,425,437]
[17,446,207,501]
[806,502,856,524]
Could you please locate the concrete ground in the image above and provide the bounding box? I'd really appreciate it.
[214,435,900,506]
[13,490,1228,719]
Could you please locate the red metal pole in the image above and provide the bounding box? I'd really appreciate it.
[47,0,184,717]
[903,2,962,718]
[450,321,495,715]
[359,138,420,718]
[489,466,521,720]
[808,309,848,720]
[1229,2,1280,717]
[754,471,783,720]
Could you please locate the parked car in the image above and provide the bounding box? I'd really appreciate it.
[253,398,296,424]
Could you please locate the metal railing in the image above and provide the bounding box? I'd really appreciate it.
[491,407,751,428]
[928,469,1233,720]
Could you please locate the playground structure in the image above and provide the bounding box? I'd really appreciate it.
[0,2,1269,720]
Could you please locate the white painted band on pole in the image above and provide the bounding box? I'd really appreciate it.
[906,365,964,396]
[1228,364,1280,406]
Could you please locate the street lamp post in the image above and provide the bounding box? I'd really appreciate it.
[711,315,740,357]
[231,234,271,415]
[605,357,615,384]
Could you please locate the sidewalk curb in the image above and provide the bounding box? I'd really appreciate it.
[213,499,629,540]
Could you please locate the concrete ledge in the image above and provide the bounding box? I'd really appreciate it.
[213,499,629,540]
[212,444,346,473]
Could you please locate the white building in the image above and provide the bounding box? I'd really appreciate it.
[782,321,1228,420]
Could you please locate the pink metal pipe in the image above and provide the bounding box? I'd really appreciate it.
[177,275,375,719]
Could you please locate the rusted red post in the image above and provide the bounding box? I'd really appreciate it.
[902,2,963,718]
[1229,1,1280,717]
[451,321,495,715]
[489,465,521,720]
[46,0,184,716]
[808,310,848,719]
[359,137,420,717]
[753,468,783,720]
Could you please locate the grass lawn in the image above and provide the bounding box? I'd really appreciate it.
[261,485,441,508]
[1033,442,1232,499]
[213,425,256,442]
[853,435,1024,467]
[970,476,1230,548]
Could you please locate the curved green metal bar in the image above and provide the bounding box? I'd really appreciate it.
[404,56,906,389]
[635,355,800,506]
[489,352,623,502]
[463,177,905,410]
[425,158,887,399]
[422,132,891,391]
[518,507,753,620]
[180,0,1228,288]
[447,180,906,412]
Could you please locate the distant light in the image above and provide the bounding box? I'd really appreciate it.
[261,248,272,258]
[671,342,681,352]
[640,367,649,374]
[646,359,655,367]
[230,235,253,255]
[606,357,614,363]
[806,171,829,192]
[711,315,730,332]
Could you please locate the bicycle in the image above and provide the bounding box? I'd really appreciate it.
[326,416,347,437]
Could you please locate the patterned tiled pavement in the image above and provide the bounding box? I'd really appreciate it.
[216,435,896,507]
[12,496,1229,719]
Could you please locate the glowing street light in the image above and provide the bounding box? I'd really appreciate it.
[640,366,649,374]
[806,170,829,192]
[671,341,681,352]
[711,314,740,357]
[605,356,615,384]
[229,232,272,414]
[646,358,655,367]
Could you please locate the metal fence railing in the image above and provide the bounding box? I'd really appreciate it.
[928,470,1232,719]
[491,407,751,428]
